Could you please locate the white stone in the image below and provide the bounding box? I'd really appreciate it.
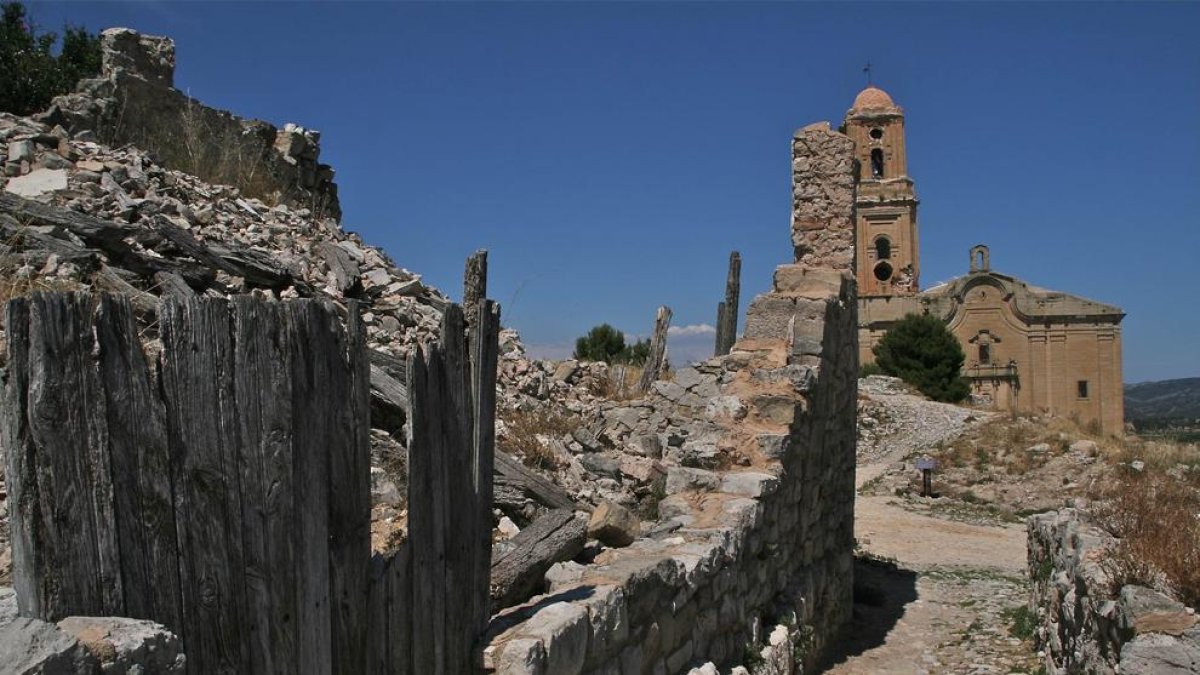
[5,168,68,197]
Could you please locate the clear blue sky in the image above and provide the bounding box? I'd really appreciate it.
[26,1,1200,382]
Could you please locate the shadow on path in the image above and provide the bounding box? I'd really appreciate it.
[816,555,919,672]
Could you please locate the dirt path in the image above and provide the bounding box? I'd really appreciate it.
[820,451,1042,674]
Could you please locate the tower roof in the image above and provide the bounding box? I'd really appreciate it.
[850,85,900,113]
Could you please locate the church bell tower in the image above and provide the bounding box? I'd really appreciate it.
[844,85,920,296]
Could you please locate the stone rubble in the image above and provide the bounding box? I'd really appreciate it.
[1028,509,1200,675]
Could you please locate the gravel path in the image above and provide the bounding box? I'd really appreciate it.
[820,380,1041,674]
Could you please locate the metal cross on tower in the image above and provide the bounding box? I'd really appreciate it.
[863,61,873,85]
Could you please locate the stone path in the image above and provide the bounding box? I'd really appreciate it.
[819,447,1043,674]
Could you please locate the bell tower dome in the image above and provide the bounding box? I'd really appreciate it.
[845,85,920,296]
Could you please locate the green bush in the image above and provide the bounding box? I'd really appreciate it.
[872,313,970,402]
[860,362,883,378]
[0,2,101,116]
[573,324,650,365]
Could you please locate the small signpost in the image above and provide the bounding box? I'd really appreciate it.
[916,457,937,497]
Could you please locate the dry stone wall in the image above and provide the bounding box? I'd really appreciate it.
[482,122,859,675]
[1027,510,1200,674]
[42,28,341,219]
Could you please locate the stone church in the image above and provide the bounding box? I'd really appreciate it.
[845,85,1126,434]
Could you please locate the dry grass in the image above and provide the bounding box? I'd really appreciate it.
[1094,468,1200,608]
[498,406,581,470]
[588,362,647,401]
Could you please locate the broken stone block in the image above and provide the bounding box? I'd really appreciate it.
[58,616,185,674]
[587,500,641,547]
[5,168,68,197]
[0,617,99,674]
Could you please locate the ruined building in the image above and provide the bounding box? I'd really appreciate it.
[849,85,1126,434]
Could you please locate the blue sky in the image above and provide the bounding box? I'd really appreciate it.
[26,1,1200,381]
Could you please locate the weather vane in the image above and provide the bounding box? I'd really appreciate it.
[863,61,873,86]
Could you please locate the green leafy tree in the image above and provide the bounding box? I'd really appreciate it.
[573,325,652,365]
[620,338,651,366]
[0,2,101,116]
[574,324,627,363]
[872,313,971,403]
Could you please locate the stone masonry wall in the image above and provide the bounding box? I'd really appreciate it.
[790,123,856,272]
[42,28,341,219]
[482,123,858,675]
[1027,510,1199,674]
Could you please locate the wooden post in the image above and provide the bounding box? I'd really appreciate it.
[636,305,673,395]
[463,249,487,332]
[714,300,727,356]
[3,293,126,621]
[468,299,500,656]
[406,300,499,675]
[5,292,372,675]
[715,251,741,356]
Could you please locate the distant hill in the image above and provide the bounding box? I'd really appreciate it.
[1125,377,1200,425]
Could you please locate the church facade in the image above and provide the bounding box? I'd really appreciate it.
[846,85,1126,434]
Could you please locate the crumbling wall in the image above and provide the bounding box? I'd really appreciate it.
[43,28,341,219]
[1027,510,1200,674]
[481,122,858,674]
[790,123,856,272]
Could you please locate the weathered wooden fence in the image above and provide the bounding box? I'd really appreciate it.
[2,291,498,674]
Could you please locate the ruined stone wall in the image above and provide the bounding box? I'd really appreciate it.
[1027,510,1200,674]
[790,123,856,272]
[43,28,341,219]
[482,123,859,674]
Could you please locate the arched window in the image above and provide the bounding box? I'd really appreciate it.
[875,237,891,260]
[870,148,884,178]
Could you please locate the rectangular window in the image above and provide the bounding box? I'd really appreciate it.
[1077,380,1089,399]
[979,344,991,365]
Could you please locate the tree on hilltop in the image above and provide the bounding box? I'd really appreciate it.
[1,1,101,116]
[872,313,971,403]
[573,324,650,366]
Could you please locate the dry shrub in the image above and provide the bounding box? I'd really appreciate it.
[499,406,580,470]
[588,362,646,401]
[1095,471,1200,608]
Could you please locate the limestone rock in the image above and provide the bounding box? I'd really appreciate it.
[587,500,640,547]
[0,617,99,675]
[58,616,185,674]
[5,169,68,197]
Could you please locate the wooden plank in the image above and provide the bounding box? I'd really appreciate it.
[366,545,411,675]
[94,295,182,631]
[153,271,198,299]
[439,305,472,675]
[462,249,487,332]
[406,340,444,675]
[330,302,371,675]
[231,296,297,675]
[160,296,251,674]
[468,300,499,653]
[93,265,157,316]
[15,293,124,620]
[636,306,673,395]
[489,509,587,610]
[3,296,38,618]
[0,192,138,243]
[714,300,727,357]
[390,544,412,675]
[715,251,741,356]
[493,449,580,512]
[283,301,335,675]
[369,363,408,437]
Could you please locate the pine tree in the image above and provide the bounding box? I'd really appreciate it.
[872,313,971,402]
